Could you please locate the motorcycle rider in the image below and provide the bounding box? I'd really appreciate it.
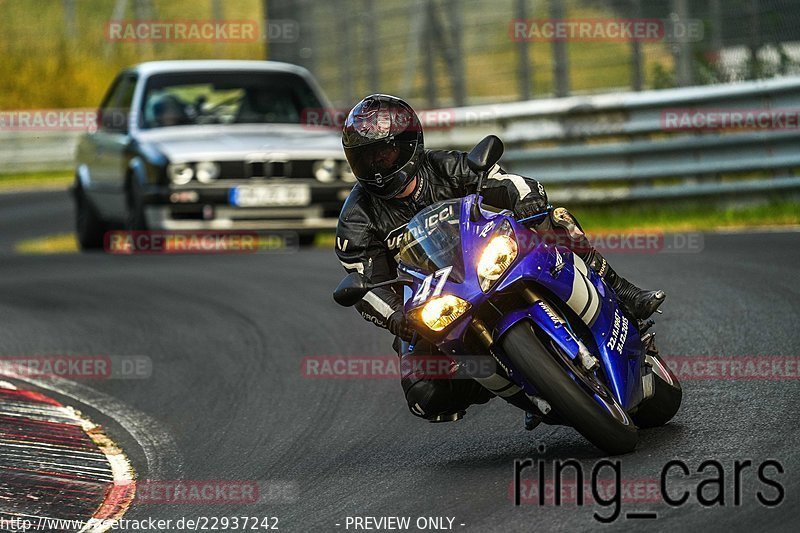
[335,94,665,423]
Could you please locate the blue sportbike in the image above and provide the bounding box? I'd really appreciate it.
[334,136,681,455]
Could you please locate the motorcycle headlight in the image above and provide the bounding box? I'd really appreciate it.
[420,295,471,332]
[195,161,220,183]
[477,222,518,291]
[168,163,194,185]
[313,158,337,182]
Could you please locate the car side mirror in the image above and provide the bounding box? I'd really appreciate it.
[467,135,504,173]
[333,272,371,307]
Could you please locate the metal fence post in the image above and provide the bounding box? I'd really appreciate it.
[447,0,466,107]
[423,0,438,107]
[549,0,569,97]
[630,0,643,91]
[516,0,532,100]
[672,0,693,87]
[748,0,762,79]
[338,0,354,106]
[365,0,380,93]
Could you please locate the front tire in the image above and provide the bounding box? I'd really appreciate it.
[125,178,148,231]
[74,186,107,250]
[501,321,638,455]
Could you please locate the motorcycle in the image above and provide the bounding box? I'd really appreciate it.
[334,135,681,454]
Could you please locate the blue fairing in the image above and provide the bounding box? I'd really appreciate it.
[400,195,644,412]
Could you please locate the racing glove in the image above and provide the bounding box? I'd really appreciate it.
[387,311,415,341]
[513,192,549,221]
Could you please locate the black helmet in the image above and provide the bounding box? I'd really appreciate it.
[342,94,424,199]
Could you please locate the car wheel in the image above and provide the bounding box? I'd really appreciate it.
[125,178,149,231]
[74,186,107,250]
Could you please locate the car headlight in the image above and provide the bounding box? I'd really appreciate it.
[195,161,220,183]
[313,158,337,182]
[340,163,357,183]
[420,295,471,332]
[477,222,518,291]
[168,163,194,185]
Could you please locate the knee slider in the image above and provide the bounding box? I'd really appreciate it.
[402,375,457,419]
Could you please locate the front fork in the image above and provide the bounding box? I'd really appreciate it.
[466,288,598,420]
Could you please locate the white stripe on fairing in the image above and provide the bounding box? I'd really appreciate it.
[339,260,364,274]
[566,256,601,325]
[566,264,589,318]
[363,291,395,319]
[489,172,531,198]
[473,374,521,398]
[573,254,589,276]
[574,256,600,324]
[583,276,600,324]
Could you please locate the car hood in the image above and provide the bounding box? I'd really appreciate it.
[135,124,345,162]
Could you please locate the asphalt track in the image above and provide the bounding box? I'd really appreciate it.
[0,190,798,532]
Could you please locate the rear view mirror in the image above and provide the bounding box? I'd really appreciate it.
[467,135,504,173]
[333,272,414,307]
[333,272,371,307]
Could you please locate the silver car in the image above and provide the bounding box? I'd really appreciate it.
[73,60,354,249]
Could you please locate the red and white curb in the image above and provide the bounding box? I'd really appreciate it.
[0,380,136,532]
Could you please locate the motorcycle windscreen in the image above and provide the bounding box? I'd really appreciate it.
[397,199,465,283]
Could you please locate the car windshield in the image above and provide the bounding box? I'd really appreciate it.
[397,199,465,282]
[140,71,323,128]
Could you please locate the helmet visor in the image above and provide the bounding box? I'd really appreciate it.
[345,140,417,183]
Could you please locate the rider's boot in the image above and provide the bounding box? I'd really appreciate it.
[585,251,666,320]
[546,208,666,320]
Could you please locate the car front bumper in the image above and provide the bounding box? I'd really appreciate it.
[140,181,349,233]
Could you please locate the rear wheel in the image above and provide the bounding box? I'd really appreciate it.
[74,186,107,250]
[633,353,682,428]
[501,321,638,455]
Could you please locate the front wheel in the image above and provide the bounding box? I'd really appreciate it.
[74,186,107,250]
[501,321,638,455]
[125,178,148,231]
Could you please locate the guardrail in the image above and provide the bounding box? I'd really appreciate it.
[424,76,800,204]
[0,130,81,174]
[3,78,800,204]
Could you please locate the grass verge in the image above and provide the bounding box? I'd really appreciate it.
[569,200,800,231]
[0,171,72,192]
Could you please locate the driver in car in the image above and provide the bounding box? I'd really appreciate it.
[152,95,188,127]
[335,94,665,424]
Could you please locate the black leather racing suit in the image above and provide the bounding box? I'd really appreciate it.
[335,149,547,325]
[335,149,548,420]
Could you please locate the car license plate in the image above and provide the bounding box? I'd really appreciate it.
[229,184,310,207]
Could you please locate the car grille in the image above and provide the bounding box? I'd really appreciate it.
[217,160,315,180]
